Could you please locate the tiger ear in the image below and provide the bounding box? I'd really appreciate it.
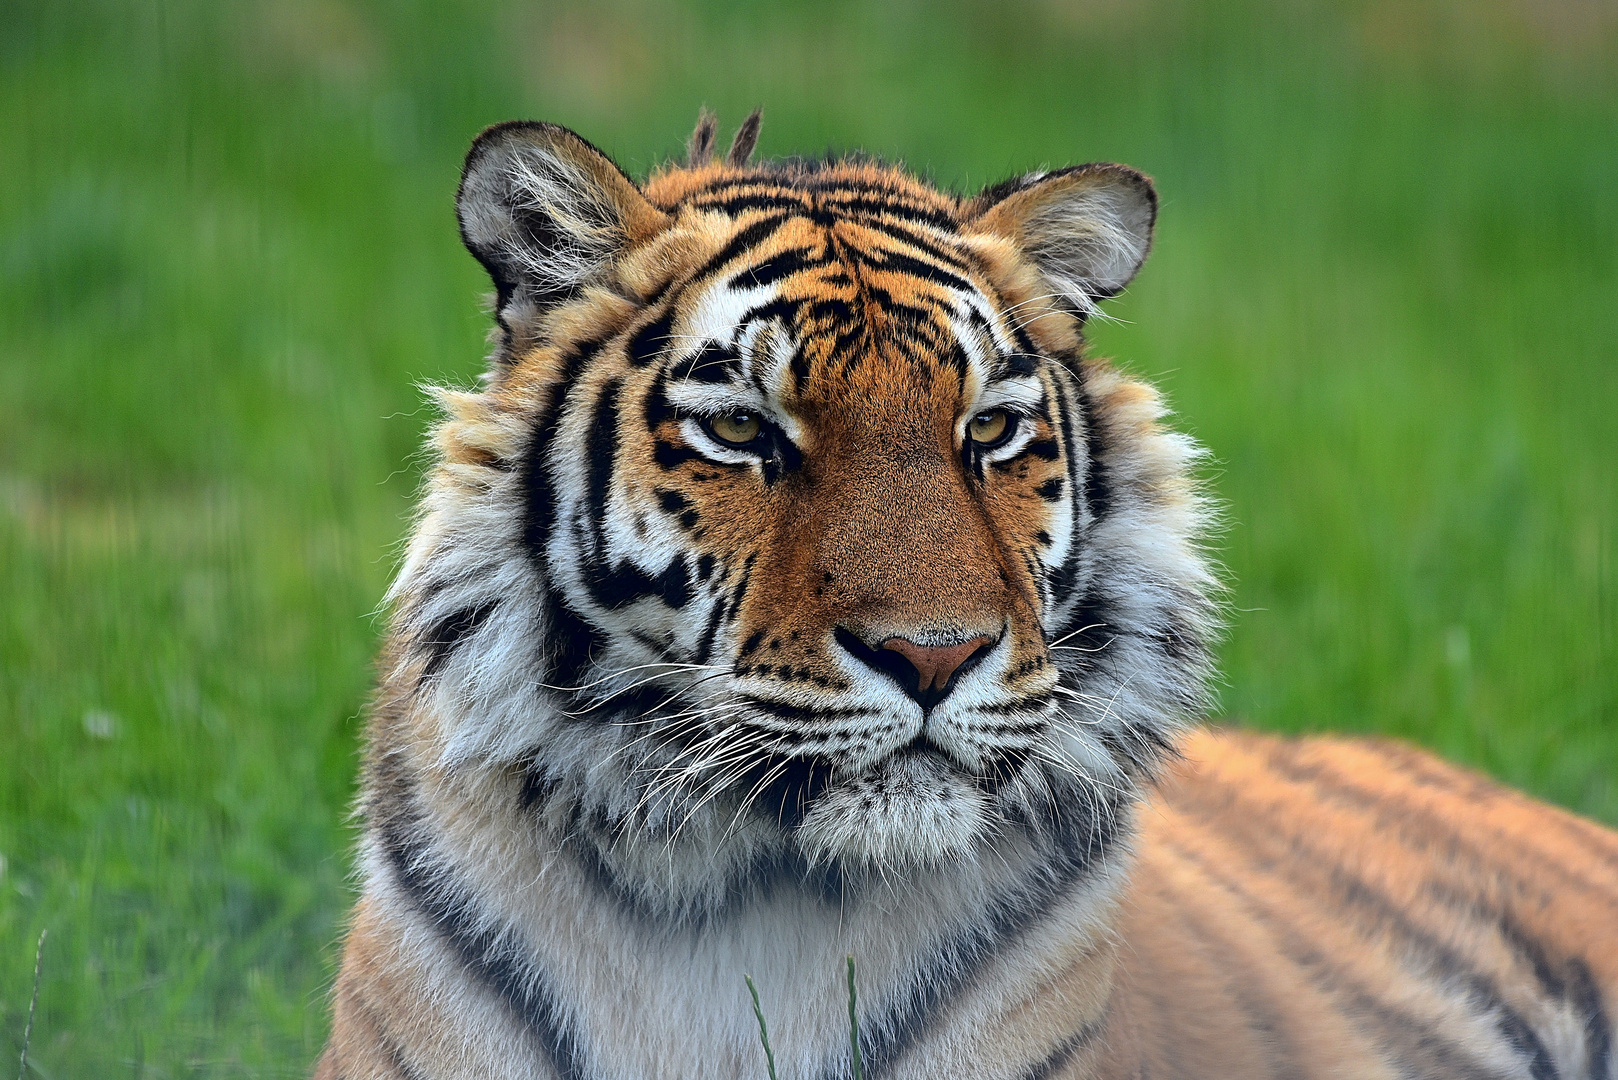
[966,164,1157,317]
[456,121,669,343]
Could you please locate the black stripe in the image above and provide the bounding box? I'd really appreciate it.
[379,799,589,1080]
[817,193,959,230]
[858,218,972,270]
[1075,382,1112,523]
[628,309,674,367]
[653,438,703,470]
[1500,1011,1562,1080]
[695,192,812,217]
[642,367,674,430]
[814,295,858,329]
[672,342,742,384]
[418,600,500,683]
[971,746,1035,797]
[584,554,692,611]
[1048,594,1113,675]
[827,322,868,370]
[732,246,828,291]
[523,336,608,553]
[694,190,965,243]
[1021,1014,1107,1080]
[857,283,939,326]
[739,698,873,724]
[1025,438,1061,462]
[1570,959,1612,1080]
[1490,904,1569,1000]
[1051,374,1082,515]
[696,214,793,281]
[655,488,698,531]
[976,696,1054,716]
[519,754,559,811]
[1380,753,1618,880]
[790,342,812,394]
[1422,883,1607,1073]
[856,248,974,295]
[737,628,767,660]
[725,553,756,619]
[583,378,622,527]
[689,176,812,197]
[543,587,607,694]
[735,296,807,333]
[690,175,803,196]
[1009,321,1040,360]
[690,180,961,231]
[1091,718,1178,777]
[691,596,726,665]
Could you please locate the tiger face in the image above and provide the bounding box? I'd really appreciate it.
[403,117,1216,906]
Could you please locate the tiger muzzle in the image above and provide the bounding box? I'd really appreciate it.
[833,627,997,712]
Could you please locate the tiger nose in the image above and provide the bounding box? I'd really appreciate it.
[835,629,995,712]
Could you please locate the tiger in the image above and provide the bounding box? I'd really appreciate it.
[316,111,1618,1080]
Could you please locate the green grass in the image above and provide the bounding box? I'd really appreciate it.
[2,0,1614,1072]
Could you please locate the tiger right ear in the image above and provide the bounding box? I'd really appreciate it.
[456,122,669,345]
[966,163,1157,319]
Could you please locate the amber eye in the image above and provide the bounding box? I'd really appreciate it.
[706,411,762,446]
[967,409,1015,448]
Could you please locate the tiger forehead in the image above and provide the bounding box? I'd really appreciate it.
[643,156,963,224]
[635,176,1023,411]
[648,159,989,306]
[665,215,1013,413]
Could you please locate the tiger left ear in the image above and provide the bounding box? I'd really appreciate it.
[456,121,670,349]
[966,164,1157,317]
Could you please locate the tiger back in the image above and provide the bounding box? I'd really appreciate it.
[316,114,1618,1080]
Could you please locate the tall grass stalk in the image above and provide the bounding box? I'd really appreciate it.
[744,974,778,1080]
[847,956,864,1080]
[17,929,46,1080]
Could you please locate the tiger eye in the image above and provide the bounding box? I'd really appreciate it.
[708,412,762,445]
[967,409,1012,446]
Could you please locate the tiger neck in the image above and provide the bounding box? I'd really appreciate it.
[390,749,1135,1080]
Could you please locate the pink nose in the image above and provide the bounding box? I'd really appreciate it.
[881,636,993,697]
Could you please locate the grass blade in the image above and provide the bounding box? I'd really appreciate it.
[18,928,46,1080]
[846,955,864,1080]
[744,974,778,1080]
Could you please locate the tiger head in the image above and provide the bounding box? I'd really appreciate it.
[392,115,1217,910]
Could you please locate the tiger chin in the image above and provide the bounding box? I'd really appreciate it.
[317,113,1618,1080]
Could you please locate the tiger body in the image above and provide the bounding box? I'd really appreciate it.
[318,115,1618,1079]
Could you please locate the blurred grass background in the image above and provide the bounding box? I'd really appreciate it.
[1,0,1614,1072]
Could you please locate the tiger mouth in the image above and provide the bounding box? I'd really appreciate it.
[738,695,1048,773]
[891,740,1032,797]
[728,735,1035,832]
